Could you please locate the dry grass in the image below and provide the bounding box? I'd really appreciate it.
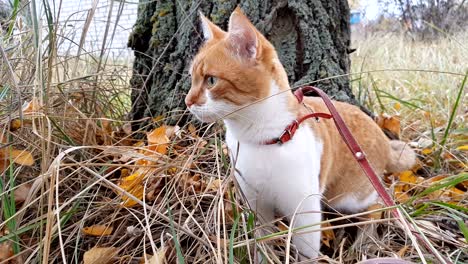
[0,2,467,264]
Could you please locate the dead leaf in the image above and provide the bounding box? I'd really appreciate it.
[141,247,167,264]
[376,113,401,138]
[364,204,383,219]
[398,171,418,185]
[10,149,34,166]
[10,119,21,131]
[116,169,149,207]
[165,125,180,139]
[82,225,113,236]
[22,97,42,114]
[398,245,409,257]
[421,148,433,155]
[0,241,13,262]
[321,222,335,248]
[147,126,169,155]
[14,184,32,204]
[393,102,401,111]
[83,247,118,264]
[206,179,222,192]
[395,192,410,203]
[0,159,9,172]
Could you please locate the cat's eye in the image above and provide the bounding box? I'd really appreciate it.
[206,76,218,88]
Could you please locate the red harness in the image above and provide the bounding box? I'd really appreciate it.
[266,86,450,264]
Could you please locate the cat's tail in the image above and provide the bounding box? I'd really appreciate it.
[386,140,416,172]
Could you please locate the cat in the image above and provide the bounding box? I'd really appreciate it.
[185,7,415,261]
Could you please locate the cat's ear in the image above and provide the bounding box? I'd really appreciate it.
[199,12,225,41]
[227,7,258,60]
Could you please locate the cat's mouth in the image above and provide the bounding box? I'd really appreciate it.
[188,105,220,123]
[188,98,243,123]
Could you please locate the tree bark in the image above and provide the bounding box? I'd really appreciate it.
[128,0,354,128]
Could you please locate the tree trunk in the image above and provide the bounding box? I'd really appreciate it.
[128,0,354,128]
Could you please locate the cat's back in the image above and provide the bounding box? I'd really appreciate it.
[302,97,391,209]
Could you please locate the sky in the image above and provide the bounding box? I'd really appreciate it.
[357,0,400,21]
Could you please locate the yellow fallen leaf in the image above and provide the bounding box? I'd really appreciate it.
[10,149,34,166]
[421,148,433,155]
[447,187,465,202]
[83,247,118,264]
[393,102,401,111]
[120,184,144,207]
[395,192,410,203]
[147,126,169,155]
[117,171,146,207]
[118,172,145,191]
[82,225,113,236]
[456,145,468,151]
[321,222,335,248]
[399,170,418,184]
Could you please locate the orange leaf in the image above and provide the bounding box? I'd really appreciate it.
[0,159,9,172]
[376,113,401,138]
[120,184,144,207]
[10,149,34,166]
[365,203,383,219]
[421,148,433,155]
[395,192,410,203]
[82,225,113,236]
[83,247,118,264]
[321,222,335,248]
[22,97,42,114]
[10,119,22,131]
[117,171,146,207]
[447,187,465,202]
[147,126,169,155]
[399,170,418,184]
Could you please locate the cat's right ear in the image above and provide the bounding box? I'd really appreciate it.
[199,12,225,41]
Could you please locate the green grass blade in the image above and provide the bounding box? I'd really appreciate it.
[167,205,185,264]
[439,71,467,149]
[409,173,468,203]
[229,214,240,264]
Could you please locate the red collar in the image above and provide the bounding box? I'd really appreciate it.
[263,89,332,145]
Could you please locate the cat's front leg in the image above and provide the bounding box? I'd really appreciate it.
[283,194,322,260]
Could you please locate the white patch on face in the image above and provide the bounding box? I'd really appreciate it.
[188,90,239,123]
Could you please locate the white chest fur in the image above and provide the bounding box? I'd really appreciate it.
[225,125,323,216]
[221,82,324,258]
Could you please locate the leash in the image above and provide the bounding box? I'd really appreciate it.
[265,86,450,263]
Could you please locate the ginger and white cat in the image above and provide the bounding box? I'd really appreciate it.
[186,7,415,260]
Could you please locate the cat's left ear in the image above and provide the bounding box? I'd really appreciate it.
[227,7,259,60]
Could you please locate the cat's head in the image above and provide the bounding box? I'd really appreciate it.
[185,7,291,123]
